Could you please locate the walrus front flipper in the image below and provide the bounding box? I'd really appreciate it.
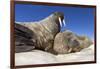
[15,23,36,53]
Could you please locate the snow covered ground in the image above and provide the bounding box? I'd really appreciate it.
[15,44,94,65]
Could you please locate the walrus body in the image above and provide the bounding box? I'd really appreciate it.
[53,30,92,54]
[15,12,64,53]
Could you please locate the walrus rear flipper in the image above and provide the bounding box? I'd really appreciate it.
[15,23,35,53]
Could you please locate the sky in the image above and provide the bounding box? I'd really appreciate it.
[15,4,95,39]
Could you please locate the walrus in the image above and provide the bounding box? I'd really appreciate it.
[15,12,65,53]
[53,30,92,54]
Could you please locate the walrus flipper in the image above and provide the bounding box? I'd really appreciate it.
[15,23,36,53]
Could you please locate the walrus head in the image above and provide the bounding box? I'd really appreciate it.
[51,12,66,28]
[53,30,93,54]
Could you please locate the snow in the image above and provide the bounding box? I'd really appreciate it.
[15,44,94,65]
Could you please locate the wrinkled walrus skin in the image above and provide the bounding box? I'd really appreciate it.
[53,30,93,54]
[15,12,64,53]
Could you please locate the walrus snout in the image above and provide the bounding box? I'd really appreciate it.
[53,12,66,27]
[53,12,64,20]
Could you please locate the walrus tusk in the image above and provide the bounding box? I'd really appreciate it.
[58,17,66,27]
[68,48,72,53]
[63,19,66,26]
[59,17,62,27]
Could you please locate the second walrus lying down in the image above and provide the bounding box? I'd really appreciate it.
[53,30,93,54]
[15,12,65,53]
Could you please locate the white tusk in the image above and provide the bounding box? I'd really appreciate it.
[63,19,66,26]
[58,17,62,27]
[68,48,72,53]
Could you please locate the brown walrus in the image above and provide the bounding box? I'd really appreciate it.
[53,30,93,54]
[15,12,65,53]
